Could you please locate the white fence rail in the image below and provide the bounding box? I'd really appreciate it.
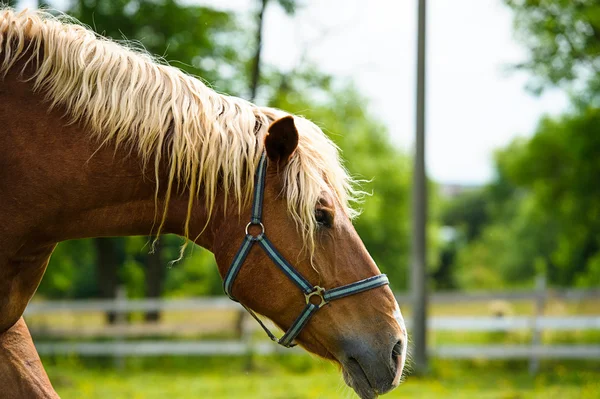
[25,288,600,315]
[433,345,600,360]
[35,341,281,356]
[26,297,241,314]
[35,341,600,360]
[427,316,600,331]
[27,286,600,367]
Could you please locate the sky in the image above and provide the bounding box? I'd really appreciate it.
[22,0,571,184]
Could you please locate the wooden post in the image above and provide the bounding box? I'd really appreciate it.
[529,274,546,375]
[144,238,164,322]
[114,285,127,370]
[241,311,256,371]
[411,0,429,374]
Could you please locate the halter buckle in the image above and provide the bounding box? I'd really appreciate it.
[245,222,265,240]
[305,286,327,308]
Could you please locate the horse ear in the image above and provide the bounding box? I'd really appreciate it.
[265,115,299,165]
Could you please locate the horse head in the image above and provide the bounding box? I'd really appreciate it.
[212,114,407,399]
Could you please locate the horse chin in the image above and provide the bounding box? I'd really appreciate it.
[341,358,379,399]
[298,338,379,398]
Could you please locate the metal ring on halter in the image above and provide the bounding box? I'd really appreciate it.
[305,286,327,308]
[245,222,265,239]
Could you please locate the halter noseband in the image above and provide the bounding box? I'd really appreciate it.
[223,151,389,348]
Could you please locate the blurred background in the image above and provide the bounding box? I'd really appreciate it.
[7,0,600,397]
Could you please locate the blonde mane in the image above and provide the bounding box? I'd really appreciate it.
[0,8,361,255]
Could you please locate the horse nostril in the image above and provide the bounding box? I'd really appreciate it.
[391,339,405,386]
[392,339,403,363]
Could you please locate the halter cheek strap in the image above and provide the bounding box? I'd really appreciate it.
[223,151,389,348]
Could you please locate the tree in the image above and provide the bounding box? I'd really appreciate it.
[504,0,600,100]
[445,1,600,290]
[441,189,490,242]
[66,0,248,94]
[433,188,492,290]
[94,237,125,323]
[498,109,600,286]
[38,239,97,298]
[454,109,600,288]
[248,0,299,101]
[144,238,164,322]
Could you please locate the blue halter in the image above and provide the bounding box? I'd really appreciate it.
[223,151,389,348]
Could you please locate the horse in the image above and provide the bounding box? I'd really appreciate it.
[0,8,407,399]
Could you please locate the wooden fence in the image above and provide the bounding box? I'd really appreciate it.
[26,282,600,373]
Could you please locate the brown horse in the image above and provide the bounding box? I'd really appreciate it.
[0,8,407,399]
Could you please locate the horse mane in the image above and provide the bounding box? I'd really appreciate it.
[0,8,362,256]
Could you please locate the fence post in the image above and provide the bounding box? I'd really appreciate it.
[239,311,257,371]
[114,285,127,370]
[529,274,546,375]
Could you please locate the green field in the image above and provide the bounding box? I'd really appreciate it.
[44,356,600,399]
[33,297,600,398]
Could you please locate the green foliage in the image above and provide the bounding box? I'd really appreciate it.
[436,188,495,289]
[441,2,600,289]
[498,109,600,286]
[274,0,300,15]
[453,108,600,288]
[66,0,250,95]
[40,239,98,298]
[164,247,222,297]
[441,188,490,242]
[504,0,600,100]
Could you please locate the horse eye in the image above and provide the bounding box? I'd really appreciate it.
[315,209,332,228]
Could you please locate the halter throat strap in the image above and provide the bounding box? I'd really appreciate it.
[223,151,389,348]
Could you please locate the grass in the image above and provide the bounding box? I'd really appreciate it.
[43,356,600,399]
[32,297,600,397]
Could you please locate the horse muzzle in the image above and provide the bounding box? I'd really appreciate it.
[339,336,406,398]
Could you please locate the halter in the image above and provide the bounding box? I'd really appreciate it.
[223,151,389,348]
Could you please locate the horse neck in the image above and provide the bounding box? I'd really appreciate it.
[2,67,219,252]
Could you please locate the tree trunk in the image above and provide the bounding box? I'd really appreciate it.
[94,237,121,324]
[144,239,164,322]
[248,0,268,102]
